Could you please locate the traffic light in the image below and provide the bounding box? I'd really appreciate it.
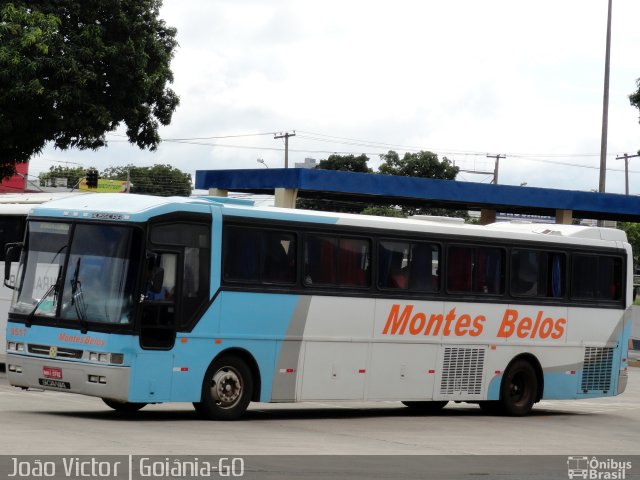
[86,168,99,188]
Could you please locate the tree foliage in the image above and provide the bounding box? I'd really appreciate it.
[38,164,191,196]
[38,165,86,188]
[379,150,459,180]
[102,164,191,197]
[630,79,640,136]
[0,1,179,178]
[317,154,372,173]
[378,150,465,218]
[619,222,640,268]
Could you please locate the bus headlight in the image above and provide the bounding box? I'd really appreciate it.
[7,342,25,352]
[88,351,124,365]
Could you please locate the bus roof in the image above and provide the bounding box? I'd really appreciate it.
[28,193,628,247]
[28,193,254,220]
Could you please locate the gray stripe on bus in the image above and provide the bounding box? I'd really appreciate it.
[271,295,312,401]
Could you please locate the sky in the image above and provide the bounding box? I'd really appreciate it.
[32,0,640,195]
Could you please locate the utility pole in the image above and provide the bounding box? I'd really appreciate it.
[487,154,506,184]
[599,0,613,194]
[616,153,640,195]
[274,131,296,168]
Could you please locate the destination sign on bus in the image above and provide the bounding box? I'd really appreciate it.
[382,304,566,340]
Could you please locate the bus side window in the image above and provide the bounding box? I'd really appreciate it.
[409,243,439,291]
[447,246,473,292]
[304,235,337,285]
[262,231,296,284]
[223,227,260,282]
[338,238,370,287]
[571,254,621,301]
[304,234,369,287]
[447,246,504,294]
[379,241,409,290]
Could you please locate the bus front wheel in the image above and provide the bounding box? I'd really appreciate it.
[102,399,147,413]
[499,359,538,416]
[195,356,253,420]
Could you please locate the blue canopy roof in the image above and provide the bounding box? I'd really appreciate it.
[196,168,640,222]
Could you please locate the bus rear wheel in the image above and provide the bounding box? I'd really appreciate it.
[401,401,448,413]
[498,359,538,416]
[102,399,147,413]
[195,356,253,420]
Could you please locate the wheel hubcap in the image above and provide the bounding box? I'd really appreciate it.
[510,373,526,404]
[211,367,242,408]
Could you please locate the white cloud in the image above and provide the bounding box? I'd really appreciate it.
[34,0,640,195]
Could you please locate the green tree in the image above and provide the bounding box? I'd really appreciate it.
[317,154,372,173]
[379,150,459,179]
[630,79,640,130]
[378,150,465,218]
[102,164,191,197]
[619,222,640,269]
[38,165,86,188]
[361,206,406,218]
[0,1,179,179]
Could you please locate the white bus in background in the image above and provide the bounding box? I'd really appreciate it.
[0,192,90,366]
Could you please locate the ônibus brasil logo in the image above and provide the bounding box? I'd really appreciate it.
[567,456,632,479]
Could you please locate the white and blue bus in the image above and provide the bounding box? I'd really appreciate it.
[4,194,632,419]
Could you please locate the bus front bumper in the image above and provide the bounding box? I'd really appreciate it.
[6,353,131,402]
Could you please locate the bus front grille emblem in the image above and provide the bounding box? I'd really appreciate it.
[49,346,58,358]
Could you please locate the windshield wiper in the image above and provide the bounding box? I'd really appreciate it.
[70,257,89,332]
[24,244,68,327]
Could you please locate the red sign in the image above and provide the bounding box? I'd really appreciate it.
[0,161,29,192]
[42,367,63,379]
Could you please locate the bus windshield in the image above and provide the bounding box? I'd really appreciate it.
[10,221,140,325]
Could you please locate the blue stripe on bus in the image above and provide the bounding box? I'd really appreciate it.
[179,292,301,402]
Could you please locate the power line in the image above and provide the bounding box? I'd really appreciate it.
[97,130,640,176]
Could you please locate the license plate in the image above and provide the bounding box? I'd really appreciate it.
[42,367,63,379]
[38,378,70,389]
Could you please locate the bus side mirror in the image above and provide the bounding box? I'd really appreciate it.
[4,242,23,289]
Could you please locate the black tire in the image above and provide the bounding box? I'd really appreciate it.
[102,398,147,413]
[401,401,448,413]
[499,359,538,416]
[197,356,253,420]
[192,401,207,415]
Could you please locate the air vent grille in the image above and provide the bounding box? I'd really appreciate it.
[581,347,613,393]
[28,344,83,359]
[440,347,485,395]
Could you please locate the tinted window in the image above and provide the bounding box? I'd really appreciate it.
[378,240,439,291]
[304,235,370,287]
[571,255,622,301]
[223,227,296,285]
[447,245,504,294]
[510,250,565,298]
